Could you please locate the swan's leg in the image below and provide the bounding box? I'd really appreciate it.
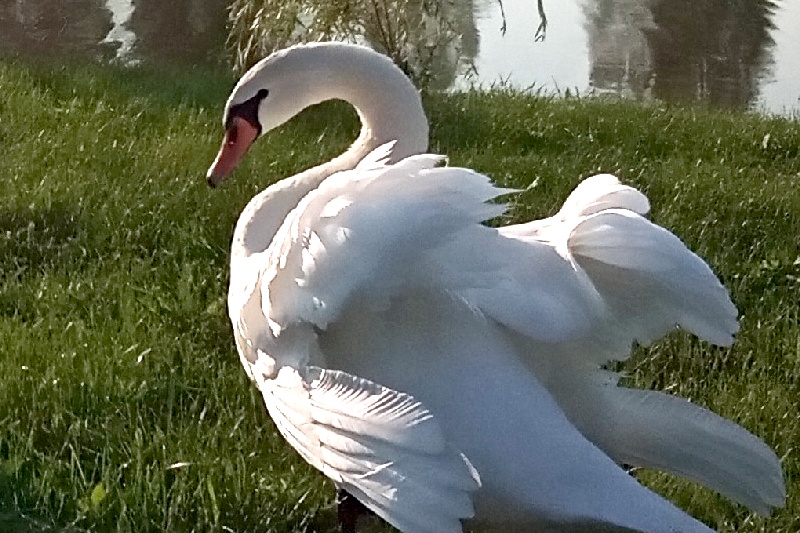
[336,488,372,532]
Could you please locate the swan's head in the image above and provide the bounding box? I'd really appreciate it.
[206,42,429,187]
[206,87,265,187]
[207,54,297,186]
[206,44,352,187]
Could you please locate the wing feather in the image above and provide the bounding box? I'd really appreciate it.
[261,154,510,330]
[499,174,738,358]
[568,209,738,348]
[255,365,479,533]
[549,371,786,516]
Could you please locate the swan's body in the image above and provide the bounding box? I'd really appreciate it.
[207,42,784,533]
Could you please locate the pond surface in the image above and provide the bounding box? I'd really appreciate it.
[470,0,799,115]
[0,0,797,116]
[0,0,229,65]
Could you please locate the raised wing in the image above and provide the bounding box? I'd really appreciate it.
[231,151,779,529]
[568,208,738,348]
[495,175,783,515]
[500,173,738,363]
[258,147,602,343]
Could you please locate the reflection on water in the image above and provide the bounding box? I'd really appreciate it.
[102,0,136,62]
[584,0,658,101]
[0,0,227,66]
[585,0,778,110]
[0,0,796,114]
[128,0,227,65]
[474,0,796,114]
[647,0,777,109]
[0,0,114,61]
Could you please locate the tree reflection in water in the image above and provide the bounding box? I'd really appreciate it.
[585,0,778,110]
[130,0,227,66]
[0,0,114,61]
[647,0,777,109]
[0,0,228,67]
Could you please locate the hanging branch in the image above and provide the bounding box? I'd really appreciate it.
[494,0,547,41]
[534,0,547,42]
[496,0,507,35]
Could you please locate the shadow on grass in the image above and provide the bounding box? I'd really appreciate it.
[0,510,60,533]
[13,57,233,112]
[0,459,64,533]
[0,202,84,277]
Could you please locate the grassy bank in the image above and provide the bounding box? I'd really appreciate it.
[0,58,798,532]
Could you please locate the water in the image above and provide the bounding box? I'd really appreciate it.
[101,0,136,63]
[472,0,800,115]
[759,1,800,114]
[0,0,796,116]
[0,0,228,65]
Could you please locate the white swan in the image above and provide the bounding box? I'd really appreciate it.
[206,42,784,533]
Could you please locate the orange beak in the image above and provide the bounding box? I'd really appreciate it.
[206,116,260,187]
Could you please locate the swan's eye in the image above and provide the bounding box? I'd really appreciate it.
[227,124,239,146]
[227,89,268,136]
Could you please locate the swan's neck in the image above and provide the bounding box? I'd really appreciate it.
[232,43,429,259]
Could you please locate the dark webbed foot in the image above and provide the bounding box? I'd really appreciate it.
[337,489,371,533]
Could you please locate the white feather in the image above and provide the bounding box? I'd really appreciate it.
[257,364,480,533]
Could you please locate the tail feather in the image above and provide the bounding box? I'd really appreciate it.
[562,379,786,515]
[595,387,786,515]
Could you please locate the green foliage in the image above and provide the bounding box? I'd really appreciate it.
[1,58,799,532]
[225,0,481,90]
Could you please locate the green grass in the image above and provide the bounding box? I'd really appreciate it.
[0,58,798,532]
